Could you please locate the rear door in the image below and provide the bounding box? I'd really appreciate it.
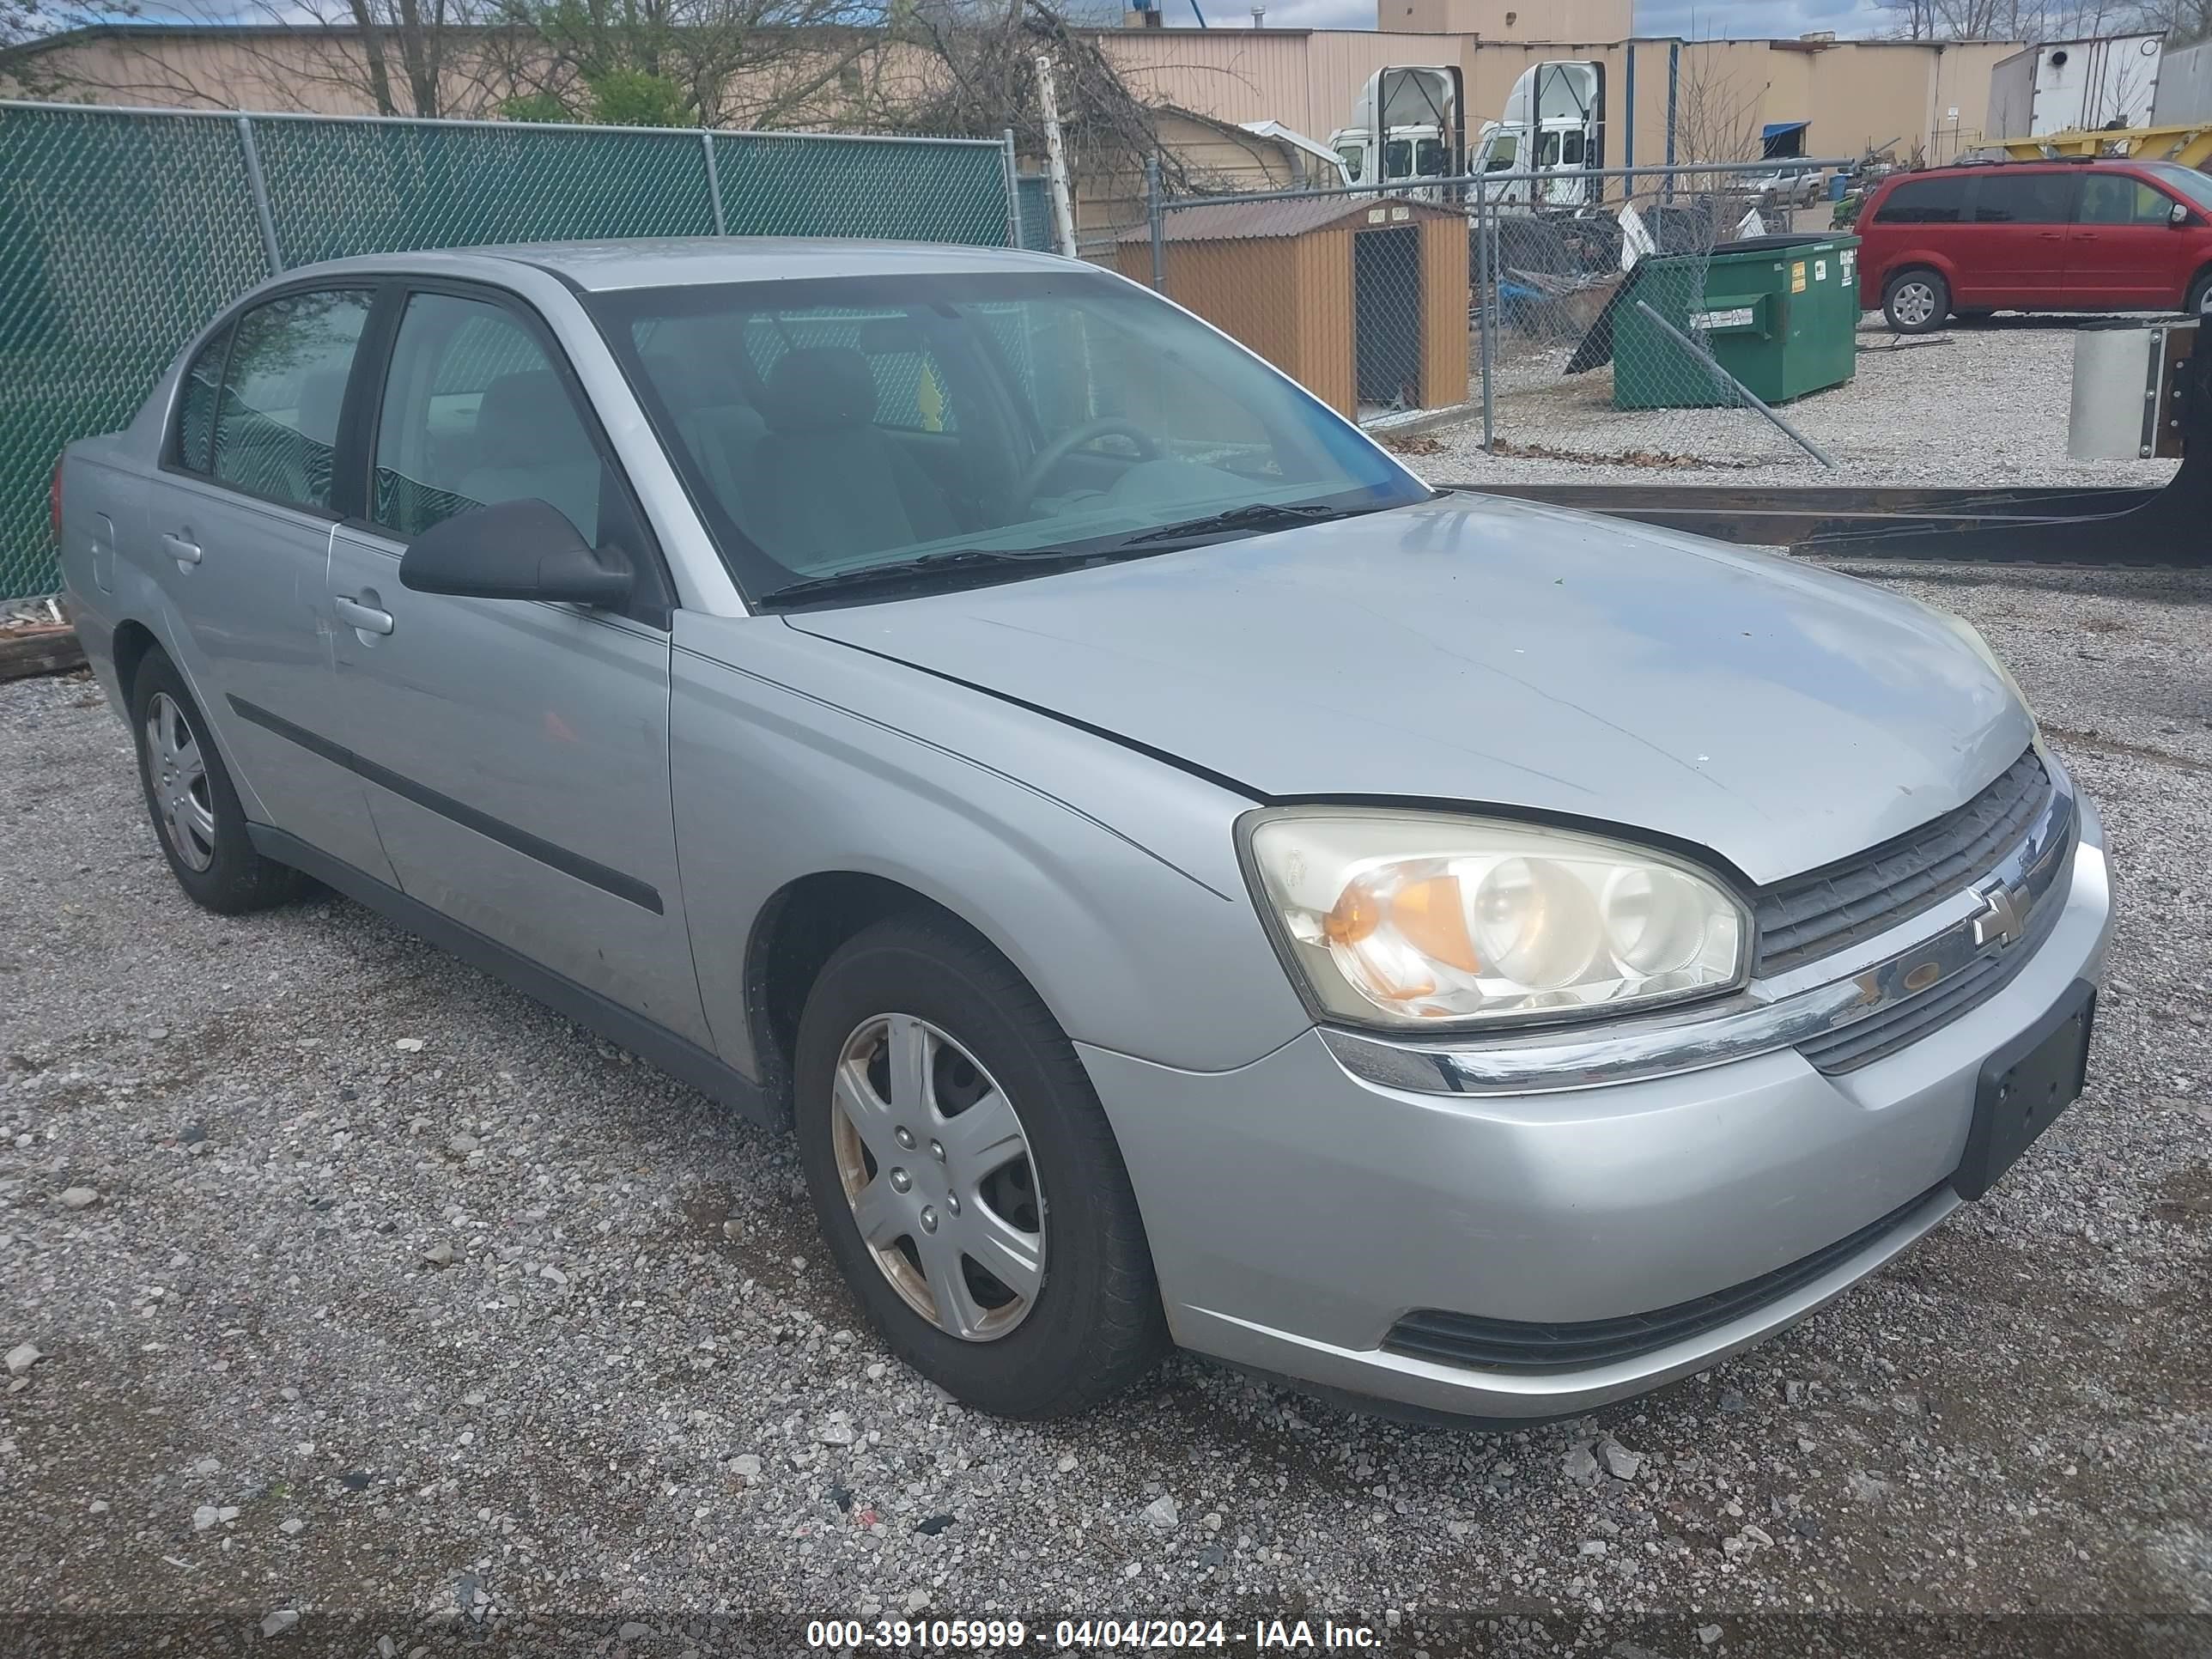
[2072,170,2187,307]
[321,283,708,1042]
[1960,169,2080,306]
[149,285,396,883]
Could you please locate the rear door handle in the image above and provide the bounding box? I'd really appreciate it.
[161,532,202,564]
[334,595,394,635]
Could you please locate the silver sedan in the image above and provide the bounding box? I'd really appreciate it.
[56,240,2110,1422]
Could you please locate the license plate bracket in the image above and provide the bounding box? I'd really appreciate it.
[1954,979,2096,1201]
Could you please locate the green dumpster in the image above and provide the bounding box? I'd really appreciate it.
[1612,232,1860,410]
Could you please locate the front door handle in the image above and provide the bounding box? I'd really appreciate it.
[334,595,394,635]
[161,532,202,564]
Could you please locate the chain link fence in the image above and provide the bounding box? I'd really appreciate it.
[0,100,1019,600]
[1135,160,1859,472]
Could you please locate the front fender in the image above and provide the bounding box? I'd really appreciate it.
[670,614,1312,1079]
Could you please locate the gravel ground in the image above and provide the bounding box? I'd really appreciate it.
[1423,317,2191,491]
[3,562,2210,1658]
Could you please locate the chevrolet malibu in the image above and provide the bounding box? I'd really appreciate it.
[56,241,2111,1422]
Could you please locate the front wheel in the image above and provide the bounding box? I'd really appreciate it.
[793,914,1167,1418]
[2185,270,2212,315]
[1883,268,1949,334]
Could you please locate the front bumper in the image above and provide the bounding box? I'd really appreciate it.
[1080,805,2112,1422]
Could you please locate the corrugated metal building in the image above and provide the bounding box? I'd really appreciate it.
[1116,194,1468,419]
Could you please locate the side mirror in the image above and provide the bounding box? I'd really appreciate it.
[2172,199,2191,228]
[399,498,633,609]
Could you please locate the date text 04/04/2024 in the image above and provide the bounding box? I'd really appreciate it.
[804,1618,1384,1650]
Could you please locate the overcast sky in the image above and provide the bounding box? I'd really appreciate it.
[1211,0,1881,33]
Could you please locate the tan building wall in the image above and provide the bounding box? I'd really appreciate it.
[1382,0,1631,40]
[4,21,2022,172]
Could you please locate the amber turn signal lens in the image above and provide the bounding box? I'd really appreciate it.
[1388,874,1482,972]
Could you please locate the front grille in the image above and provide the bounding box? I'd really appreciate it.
[1753,749,2051,975]
[1382,1185,1946,1374]
[1796,811,2074,1074]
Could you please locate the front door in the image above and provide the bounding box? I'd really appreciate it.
[1960,170,2080,307]
[149,286,396,883]
[2072,172,2189,307]
[324,285,709,1044]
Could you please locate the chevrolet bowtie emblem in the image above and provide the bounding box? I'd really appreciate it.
[1972,882,2031,949]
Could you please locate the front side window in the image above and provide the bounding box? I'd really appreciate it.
[1336,143,1365,179]
[1972,171,2078,223]
[595,270,1428,605]
[1874,175,1967,224]
[210,289,372,511]
[371,292,606,545]
[2081,173,2175,225]
[2140,161,2212,213]
[1485,132,1518,172]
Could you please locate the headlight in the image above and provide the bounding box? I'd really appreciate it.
[1241,809,1749,1031]
[1930,608,2034,718]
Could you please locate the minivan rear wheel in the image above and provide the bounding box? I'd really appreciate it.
[1883,268,1948,334]
[792,914,1167,1418]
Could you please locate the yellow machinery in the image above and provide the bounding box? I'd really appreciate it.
[1988,123,2212,167]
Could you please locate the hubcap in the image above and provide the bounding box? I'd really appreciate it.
[829,1013,1045,1342]
[144,691,216,872]
[1894,281,1936,326]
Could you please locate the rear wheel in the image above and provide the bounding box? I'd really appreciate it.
[793,914,1167,1418]
[1882,268,1949,334]
[129,648,307,914]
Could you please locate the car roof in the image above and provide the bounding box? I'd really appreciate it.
[1887,158,2157,181]
[276,237,1081,293]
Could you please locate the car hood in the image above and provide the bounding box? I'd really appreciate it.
[785,494,2031,885]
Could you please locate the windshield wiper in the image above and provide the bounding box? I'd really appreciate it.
[757,547,1098,606]
[1113,501,1363,549]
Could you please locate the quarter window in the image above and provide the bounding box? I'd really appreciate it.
[371,292,607,544]
[208,289,372,511]
[2081,173,2174,225]
[173,322,232,474]
[1873,175,1968,224]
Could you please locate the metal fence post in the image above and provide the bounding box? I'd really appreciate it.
[234,115,284,275]
[1000,127,1023,250]
[1146,156,1166,293]
[1631,300,1838,469]
[701,129,727,235]
[1476,174,1495,451]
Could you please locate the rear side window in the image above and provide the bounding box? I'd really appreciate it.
[2081,173,2174,225]
[173,323,232,474]
[1874,175,1968,224]
[210,289,374,512]
[1972,171,2078,223]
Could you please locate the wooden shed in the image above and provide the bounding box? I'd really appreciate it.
[1115,195,1469,421]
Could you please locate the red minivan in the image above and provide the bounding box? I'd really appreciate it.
[1856,158,2212,332]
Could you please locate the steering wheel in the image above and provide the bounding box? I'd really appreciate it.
[1015,417,1160,505]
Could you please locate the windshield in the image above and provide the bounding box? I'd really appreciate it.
[592,270,1426,605]
[2141,161,2212,212]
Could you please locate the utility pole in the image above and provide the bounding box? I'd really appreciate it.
[1034,53,1079,258]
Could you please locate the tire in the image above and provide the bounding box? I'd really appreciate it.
[2185,269,2212,316]
[793,914,1167,1418]
[1883,267,1949,334]
[129,647,307,914]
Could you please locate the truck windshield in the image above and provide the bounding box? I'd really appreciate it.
[1384,138,1413,179]
[1414,137,1449,176]
[590,270,1428,605]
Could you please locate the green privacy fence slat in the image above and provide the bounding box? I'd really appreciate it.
[0,106,271,602]
[711,131,1009,246]
[0,102,1014,601]
[252,119,717,265]
[1016,176,1054,251]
